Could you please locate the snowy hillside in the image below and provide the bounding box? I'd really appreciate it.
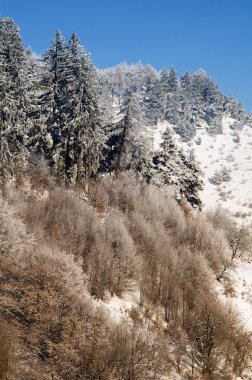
[147,116,252,225]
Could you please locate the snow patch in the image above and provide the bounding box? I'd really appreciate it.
[226,260,252,331]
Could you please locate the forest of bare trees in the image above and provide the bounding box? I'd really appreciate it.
[0,159,252,379]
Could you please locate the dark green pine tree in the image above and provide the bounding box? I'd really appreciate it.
[144,73,163,124]
[174,72,196,141]
[42,30,68,180]
[0,18,30,185]
[104,92,145,176]
[25,48,53,157]
[167,66,178,93]
[178,149,204,208]
[180,71,192,116]
[41,31,104,185]
[159,68,170,116]
[180,71,191,93]
[152,128,203,208]
[152,127,180,186]
[65,35,104,184]
[160,68,170,93]
[164,66,180,124]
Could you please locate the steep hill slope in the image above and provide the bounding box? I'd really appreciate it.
[100,63,252,224]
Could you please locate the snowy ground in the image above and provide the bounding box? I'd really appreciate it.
[148,117,252,226]
[223,259,252,331]
[95,288,140,324]
[106,110,252,377]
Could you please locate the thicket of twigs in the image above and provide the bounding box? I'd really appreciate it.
[1,160,252,379]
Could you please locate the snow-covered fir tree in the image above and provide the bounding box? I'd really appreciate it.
[178,149,204,208]
[102,91,146,176]
[143,66,162,124]
[152,127,203,208]
[40,31,104,185]
[0,18,30,184]
[152,127,179,187]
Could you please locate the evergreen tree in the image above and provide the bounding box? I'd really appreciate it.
[103,93,146,175]
[41,31,104,185]
[144,75,163,124]
[0,18,30,184]
[42,30,68,179]
[98,76,114,127]
[141,65,161,124]
[178,150,204,208]
[159,68,169,117]
[25,48,53,157]
[152,127,180,186]
[180,71,191,93]
[164,66,180,124]
[152,128,203,208]
[67,39,104,184]
[167,66,179,93]
[160,68,170,94]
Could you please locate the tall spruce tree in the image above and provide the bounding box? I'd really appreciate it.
[66,35,104,184]
[41,31,104,185]
[144,68,163,124]
[159,68,169,117]
[164,66,180,124]
[0,18,29,185]
[42,30,68,179]
[111,92,145,176]
[152,127,180,186]
[25,48,53,157]
[167,66,179,93]
[178,149,204,208]
[152,127,203,207]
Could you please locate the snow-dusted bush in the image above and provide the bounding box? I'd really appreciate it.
[195,136,202,145]
[209,167,231,185]
[0,197,34,256]
[232,131,240,143]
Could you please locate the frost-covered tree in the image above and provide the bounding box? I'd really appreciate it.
[210,167,231,185]
[178,150,204,208]
[173,119,196,141]
[0,18,30,185]
[152,127,180,187]
[98,76,114,126]
[144,72,163,124]
[25,48,54,158]
[106,92,146,176]
[180,71,191,92]
[69,38,104,184]
[164,66,180,124]
[41,31,104,185]
[223,96,245,123]
[41,30,68,179]
[152,128,203,207]
[160,68,170,93]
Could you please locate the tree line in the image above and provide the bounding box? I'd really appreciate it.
[0,17,206,207]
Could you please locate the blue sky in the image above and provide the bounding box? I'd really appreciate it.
[0,0,251,111]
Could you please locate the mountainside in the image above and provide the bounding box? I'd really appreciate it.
[99,63,252,224]
[1,17,252,380]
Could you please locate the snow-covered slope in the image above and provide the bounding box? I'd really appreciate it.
[226,260,252,331]
[148,117,252,225]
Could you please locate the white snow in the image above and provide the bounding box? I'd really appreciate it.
[225,260,252,331]
[95,288,141,323]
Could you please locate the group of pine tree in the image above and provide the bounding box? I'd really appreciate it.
[0,17,250,207]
